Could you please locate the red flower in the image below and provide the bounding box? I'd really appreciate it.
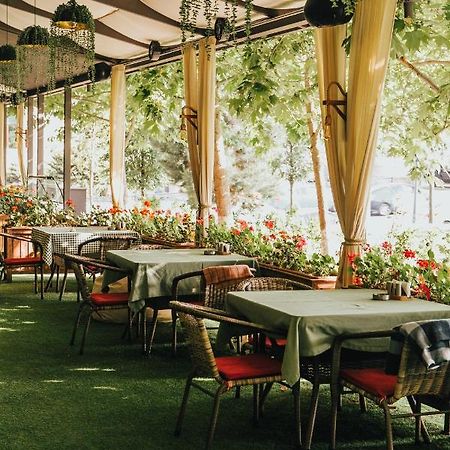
[264,219,274,230]
[65,199,74,207]
[347,253,357,265]
[196,218,204,226]
[403,249,416,259]
[248,226,254,232]
[363,243,372,252]
[11,205,18,212]
[231,228,241,236]
[237,219,248,230]
[143,200,152,208]
[417,259,437,270]
[417,283,431,301]
[295,236,307,250]
[353,276,363,286]
[381,241,392,254]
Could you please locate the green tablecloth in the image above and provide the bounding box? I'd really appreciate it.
[226,289,450,386]
[104,248,256,313]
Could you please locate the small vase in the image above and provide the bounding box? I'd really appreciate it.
[304,0,353,28]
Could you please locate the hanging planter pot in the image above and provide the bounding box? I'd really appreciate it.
[304,0,354,28]
[52,0,94,31]
[0,44,16,62]
[17,25,50,47]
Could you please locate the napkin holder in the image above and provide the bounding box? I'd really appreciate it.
[217,242,231,255]
[386,280,411,301]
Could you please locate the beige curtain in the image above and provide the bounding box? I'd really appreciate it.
[182,37,216,230]
[182,43,200,200]
[109,64,127,208]
[16,103,26,186]
[0,102,5,187]
[316,0,397,287]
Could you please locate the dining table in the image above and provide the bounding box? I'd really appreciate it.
[31,226,141,266]
[103,248,257,313]
[225,288,450,386]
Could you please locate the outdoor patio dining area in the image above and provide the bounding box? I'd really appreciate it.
[0,1,449,449]
[1,273,449,450]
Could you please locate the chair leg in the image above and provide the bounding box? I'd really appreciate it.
[252,384,260,425]
[171,309,178,356]
[330,384,340,450]
[359,394,367,413]
[70,303,86,347]
[79,312,92,355]
[445,412,450,435]
[292,381,302,449]
[55,265,60,292]
[174,375,194,437]
[45,263,56,292]
[145,308,159,356]
[40,265,44,300]
[58,268,68,301]
[382,401,394,450]
[304,378,321,450]
[206,385,226,450]
[34,266,38,294]
[259,382,274,417]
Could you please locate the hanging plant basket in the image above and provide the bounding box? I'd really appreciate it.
[0,44,16,62]
[49,0,95,89]
[304,0,354,28]
[17,25,50,47]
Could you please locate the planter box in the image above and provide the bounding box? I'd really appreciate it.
[141,236,196,249]
[3,226,34,280]
[259,262,336,290]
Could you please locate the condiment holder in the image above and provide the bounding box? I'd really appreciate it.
[217,242,231,255]
[386,280,412,301]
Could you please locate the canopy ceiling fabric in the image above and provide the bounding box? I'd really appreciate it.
[0,1,307,90]
[315,0,397,288]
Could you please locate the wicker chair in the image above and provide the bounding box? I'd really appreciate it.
[52,234,139,301]
[57,253,132,355]
[236,276,378,450]
[165,266,255,356]
[170,301,301,450]
[0,232,44,299]
[330,327,450,450]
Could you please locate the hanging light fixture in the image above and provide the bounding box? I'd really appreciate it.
[0,1,18,99]
[50,0,95,89]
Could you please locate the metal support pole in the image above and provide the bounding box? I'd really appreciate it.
[26,97,34,180]
[63,87,72,206]
[37,94,44,176]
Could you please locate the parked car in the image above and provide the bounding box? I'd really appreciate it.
[329,184,415,216]
[370,184,414,216]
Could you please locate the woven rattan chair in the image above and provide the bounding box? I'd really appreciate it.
[53,234,139,302]
[0,232,44,299]
[170,300,301,450]
[57,253,132,355]
[139,266,254,356]
[330,327,450,450]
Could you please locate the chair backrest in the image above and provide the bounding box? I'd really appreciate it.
[58,253,91,302]
[236,276,312,291]
[78,235,140,260]
[171,302,221,379]
[172,266,254,311]
[393,336,450,401]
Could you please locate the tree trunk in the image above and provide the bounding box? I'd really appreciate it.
[213,105,231,223]
[305,67,329,255]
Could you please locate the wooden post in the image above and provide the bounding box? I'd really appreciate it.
[63,87,72,206]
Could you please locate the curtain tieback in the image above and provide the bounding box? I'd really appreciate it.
[339,239,365,259]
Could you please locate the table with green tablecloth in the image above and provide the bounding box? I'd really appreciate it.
[104,248,257,313]
[226,289,450,386]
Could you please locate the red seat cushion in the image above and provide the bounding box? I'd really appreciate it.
[4,257,42,265]
[341,368,398,399]
[90,292,129,305]
[215,353,282,381]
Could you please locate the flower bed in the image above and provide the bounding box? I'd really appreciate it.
[352,231,450,304]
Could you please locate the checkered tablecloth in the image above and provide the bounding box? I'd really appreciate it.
[31,227,141,266]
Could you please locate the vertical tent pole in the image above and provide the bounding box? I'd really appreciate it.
[26,97,34,180]
[37,94,44,176]
[63,86,72,206]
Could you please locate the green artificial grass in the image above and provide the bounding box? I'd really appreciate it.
[0,275,449,450]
